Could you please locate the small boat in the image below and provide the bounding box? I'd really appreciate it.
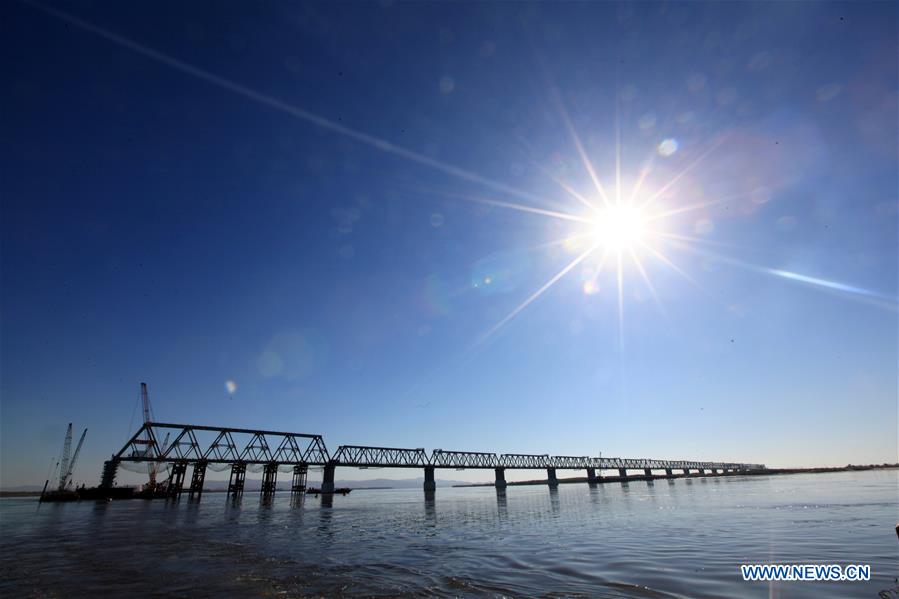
[305,487,352,495]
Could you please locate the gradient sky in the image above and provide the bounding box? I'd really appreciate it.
[2,1,897,488]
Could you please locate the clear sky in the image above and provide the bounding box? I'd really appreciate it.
[1,1,896,488]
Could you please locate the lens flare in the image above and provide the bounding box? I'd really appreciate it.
[591,204,647,251]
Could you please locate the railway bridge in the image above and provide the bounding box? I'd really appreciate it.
[101,422,766,499]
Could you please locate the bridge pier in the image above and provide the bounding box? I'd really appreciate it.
[168,461,187,497]
[423,466,436,492]
[711,468,718,475]
[261,462,278,498]
[100,458,119,489]
[228,463,246,497]
[494,467,507,489]
[322,463,336,493]
[586,467,597,483]
[643,468,652,478]
[292,464,308,494]
[664,468,673,477]
[189,461,207,498]
[698,468,706,475]
[618,468,627,478]
[683,468,690,476]
[546,468,558,486]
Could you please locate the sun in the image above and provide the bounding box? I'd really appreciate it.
[590,203,648,252]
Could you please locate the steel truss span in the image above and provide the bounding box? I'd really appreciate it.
[115,422,330,465]
[332,445,429,468]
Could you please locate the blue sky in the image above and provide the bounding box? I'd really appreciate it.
[1,1,896,487]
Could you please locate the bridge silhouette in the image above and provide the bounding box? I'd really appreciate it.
[101,422,766,499]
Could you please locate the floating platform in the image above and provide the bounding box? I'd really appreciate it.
[38,490,79,503]
[306,487,352,495]
[40,487,136,502]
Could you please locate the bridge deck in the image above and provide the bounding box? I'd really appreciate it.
[110,422,764,472]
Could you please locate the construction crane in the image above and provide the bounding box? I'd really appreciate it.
[153,432,171,486]
[59,426,87,491]
[56,423,73,490]
[41,423,88,499]
[133,382,165,489]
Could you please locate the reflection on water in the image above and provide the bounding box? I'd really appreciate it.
[1,470,896,598]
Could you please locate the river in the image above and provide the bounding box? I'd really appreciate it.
[1,469,896,597]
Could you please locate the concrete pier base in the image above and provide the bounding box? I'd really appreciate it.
[711,468,718,474]
[423,466,436,492]
[321,463,336,493]
[586,467,597,483]
[664,468,673,477]
[618,468,627,478]
[546,468,558,486]
[494,467,507,489]
[643,468,652,478]
[698,468,705,475]
[683,468,690,476]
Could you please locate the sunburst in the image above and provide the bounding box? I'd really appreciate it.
[37,1,895,352]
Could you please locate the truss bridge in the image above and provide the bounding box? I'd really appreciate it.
[100,421,765,499]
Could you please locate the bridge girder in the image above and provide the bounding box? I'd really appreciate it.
[108,422,765,474]
[431,450,498,469]
[499,454,549,468]
[115,422,330,465]
[333,445,429,467]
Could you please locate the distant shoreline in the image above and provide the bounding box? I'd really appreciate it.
[3,464,895,497]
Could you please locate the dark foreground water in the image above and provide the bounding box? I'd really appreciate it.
[1,470,896,598]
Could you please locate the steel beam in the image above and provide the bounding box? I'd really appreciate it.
[431,450,498,469]
[499,454,548,469]
[334,445,429,468]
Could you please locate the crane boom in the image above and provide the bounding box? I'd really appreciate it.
[141,382,152,425]
[139,382,160,488]
[149,432,170,486]
[61,428,88,491]
[57,423,73,492]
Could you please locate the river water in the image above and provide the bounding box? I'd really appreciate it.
[1,470,896,597]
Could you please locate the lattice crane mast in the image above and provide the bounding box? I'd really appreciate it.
[134,382,166,489]
[56,423,73,491]
[59,427,87,491]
